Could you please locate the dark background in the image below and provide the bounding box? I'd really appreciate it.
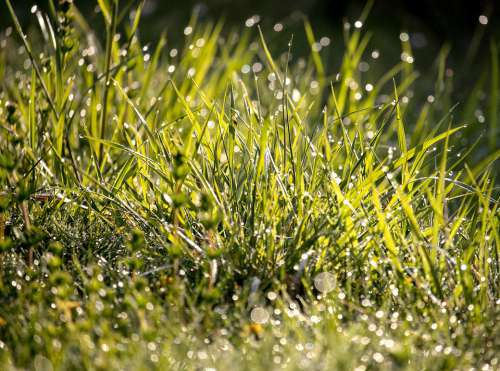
[1,0,499,77]
[2,0,498,44]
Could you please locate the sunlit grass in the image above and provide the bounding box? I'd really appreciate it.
[0,0,498,369]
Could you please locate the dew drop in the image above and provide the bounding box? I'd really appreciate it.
[313,272,336,293]
[250,307,269,324]
[479,15,488,25]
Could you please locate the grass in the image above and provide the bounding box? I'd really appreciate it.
[0,0,499,369]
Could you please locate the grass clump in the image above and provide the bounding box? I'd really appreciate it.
[0,1,499,369]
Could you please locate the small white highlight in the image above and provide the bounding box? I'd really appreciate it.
[479,15,488,25]
[250,307,269,324]
[314,272,336,293]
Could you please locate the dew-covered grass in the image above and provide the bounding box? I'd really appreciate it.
[0,1,499,370]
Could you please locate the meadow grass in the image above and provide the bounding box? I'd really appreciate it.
[0,1,499,369]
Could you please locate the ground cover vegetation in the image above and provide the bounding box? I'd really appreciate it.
[0,0,499,369]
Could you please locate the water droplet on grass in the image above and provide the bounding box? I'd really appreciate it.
[273,23,283,32]
[250,307,269,324]
[320,36,330,47]
[313,272,335,293]
[267,291,277,301]
[479,15,488,25]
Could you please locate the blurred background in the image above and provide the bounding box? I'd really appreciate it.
[1,0,499,107]
[2,0,498,49]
